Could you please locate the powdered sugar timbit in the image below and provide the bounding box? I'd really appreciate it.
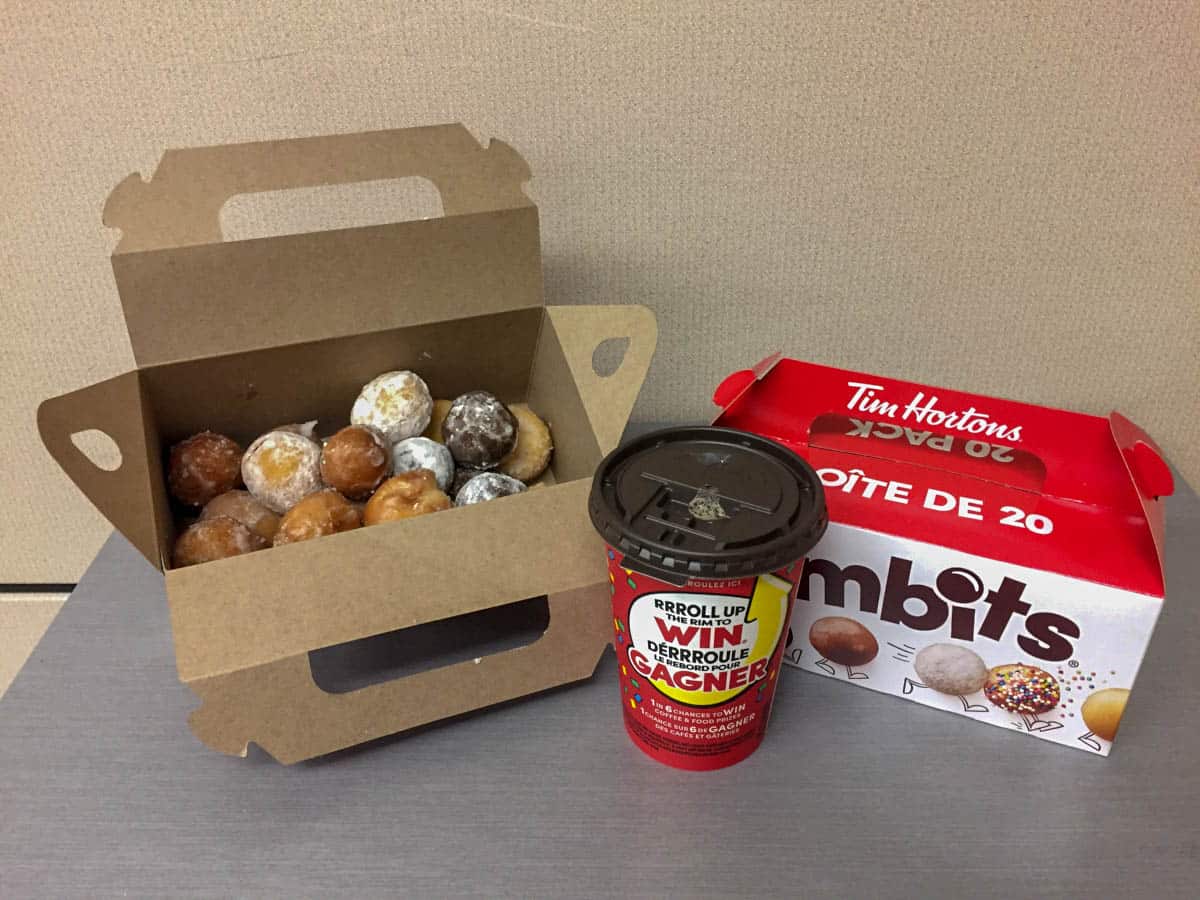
[454,471,527,506]
[351,371,433,445]
[391,436,455,492]
[241,429,324,513]
[913,643,989,696]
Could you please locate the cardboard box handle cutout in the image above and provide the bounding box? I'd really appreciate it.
[104,124,533,254]
[186,584,610,764]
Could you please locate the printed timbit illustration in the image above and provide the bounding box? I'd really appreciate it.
[1078,687,1130,751]
[809,616,877,679]
[1050,663,1126,751]
[904,643,990,713]
[984,663,1063,732]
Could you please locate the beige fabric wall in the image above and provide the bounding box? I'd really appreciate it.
[3,1,1197,582]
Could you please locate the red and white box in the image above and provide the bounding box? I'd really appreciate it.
[712,356,1173,755]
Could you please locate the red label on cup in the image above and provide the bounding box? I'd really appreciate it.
[608,547,802,770]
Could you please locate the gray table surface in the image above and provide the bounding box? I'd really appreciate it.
[2,476,1198,899]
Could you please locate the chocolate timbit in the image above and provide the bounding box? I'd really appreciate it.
[351,370,433,445]
[273,489,362,546]
[320,425,391,500]
[172,515,267,568]
[363,470,452,525]
[454,472,527,507]
[809,616,879,667]
[167,431,243,507]
[441,391,518,469]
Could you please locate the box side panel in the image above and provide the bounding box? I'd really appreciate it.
[542,305,658,458]
[784,522,1163,756]
[167,478,607,681]
[185,583,613,764]
[113,207,543,367]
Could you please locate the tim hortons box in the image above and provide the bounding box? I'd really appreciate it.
[712,357,1173,755]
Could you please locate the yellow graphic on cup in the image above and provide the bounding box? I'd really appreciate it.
[641,574,791,707]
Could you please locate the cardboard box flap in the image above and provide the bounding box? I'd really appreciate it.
[710,352,782,411]
[36,371,165,568]
[104,125,542,366]
[545,305,658,455]
[1109,411,1172,575]
[105,125,533,253]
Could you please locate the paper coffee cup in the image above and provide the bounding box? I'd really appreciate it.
[589,427,828,770]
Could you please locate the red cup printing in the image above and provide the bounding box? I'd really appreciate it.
[608,552,803,770]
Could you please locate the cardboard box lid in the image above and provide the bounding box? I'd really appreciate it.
[713,357,1171,596]
[103,124,542,367]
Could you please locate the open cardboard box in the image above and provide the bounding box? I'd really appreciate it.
[38,125,656,763]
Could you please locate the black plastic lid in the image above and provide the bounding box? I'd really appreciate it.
[588,427,828,584]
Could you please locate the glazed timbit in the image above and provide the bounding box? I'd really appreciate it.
[274,489,362,546]
[172,516,267,567]
[363,470,452,525]
[166,370,553,567]
[199,490,280,542]
[320,425,391,500]
[167,431,243,507]
[497,403,553,482]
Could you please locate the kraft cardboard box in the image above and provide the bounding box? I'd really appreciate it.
[37,124,657,764]
[713,356,1172,755]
